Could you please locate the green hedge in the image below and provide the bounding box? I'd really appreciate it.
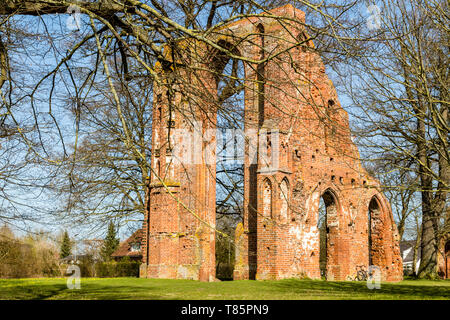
[216,263,234,280]
[95,258,140,277]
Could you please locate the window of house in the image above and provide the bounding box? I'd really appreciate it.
[130,242,141,252]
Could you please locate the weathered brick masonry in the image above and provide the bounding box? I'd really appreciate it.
[140,5,403,282]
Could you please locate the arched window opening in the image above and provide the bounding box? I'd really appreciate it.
[158,106,162,123]
[318,197,327,278]
[156,159,161,178]
[368,197,383,269]
[213,41,246,281]
[256,24,265,127]
[317,190,338,279]
[297,32,308,52]
[166,155,174,178]
[368,201,374,266]
[279,179,289,222]
[263,179,272,218]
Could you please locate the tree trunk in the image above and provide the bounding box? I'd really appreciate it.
[414,98,438,278]
[418,197,438,278]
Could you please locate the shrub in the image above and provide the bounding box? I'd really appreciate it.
[94,261,110,277]
[77,256,96,278]
[95,258,140,277]
[0,234,60,278]
[216,263,234,280]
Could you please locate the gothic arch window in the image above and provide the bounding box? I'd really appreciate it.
[318,195,327,278]
[368,196,384,268]
[157,106,162,123]
[368,200,374,265]
[256,23,265,127]
[297,32,309,52]
[279,178,289,222]
[212,40,246,241]
[318,189,339,279]
[166,155,174,178]
[262,178,272,218]
[156,159,161,178]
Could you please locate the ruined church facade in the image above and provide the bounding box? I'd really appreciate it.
[140,5,403,282]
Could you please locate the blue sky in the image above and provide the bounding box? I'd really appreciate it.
[2,1,414,244]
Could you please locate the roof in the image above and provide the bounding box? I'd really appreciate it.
[60,254,93,262]
[400,240,421,263]
[111,229,143,258]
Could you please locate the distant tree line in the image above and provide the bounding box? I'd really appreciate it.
[0,223,138,278]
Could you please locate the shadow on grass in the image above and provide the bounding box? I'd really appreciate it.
[269,279,450,299]
[71,283,182,300]
[0,282,68,300]
[0,279,172,300]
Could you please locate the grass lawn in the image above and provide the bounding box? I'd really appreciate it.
[0,278,449,300]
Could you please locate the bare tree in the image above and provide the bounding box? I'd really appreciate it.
[341,0,449,278]
[0,1,364,236]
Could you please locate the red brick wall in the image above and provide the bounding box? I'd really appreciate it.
[141,4,403,282]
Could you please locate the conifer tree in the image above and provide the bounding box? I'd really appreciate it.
[100,222,120,261]
[60,230,72,259]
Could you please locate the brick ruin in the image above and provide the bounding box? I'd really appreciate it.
[140,5,403,282]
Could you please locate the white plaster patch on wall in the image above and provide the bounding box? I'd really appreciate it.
[227,24,240,31]
[341,207,349,219]
[305,191,320,221]
[177,265,198,280]
[349,206,357,222]
[302,225,319,252]
[290,191,322,273]
[288,224,302,241]
[178,265,189,278]
[288,224,307,272]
